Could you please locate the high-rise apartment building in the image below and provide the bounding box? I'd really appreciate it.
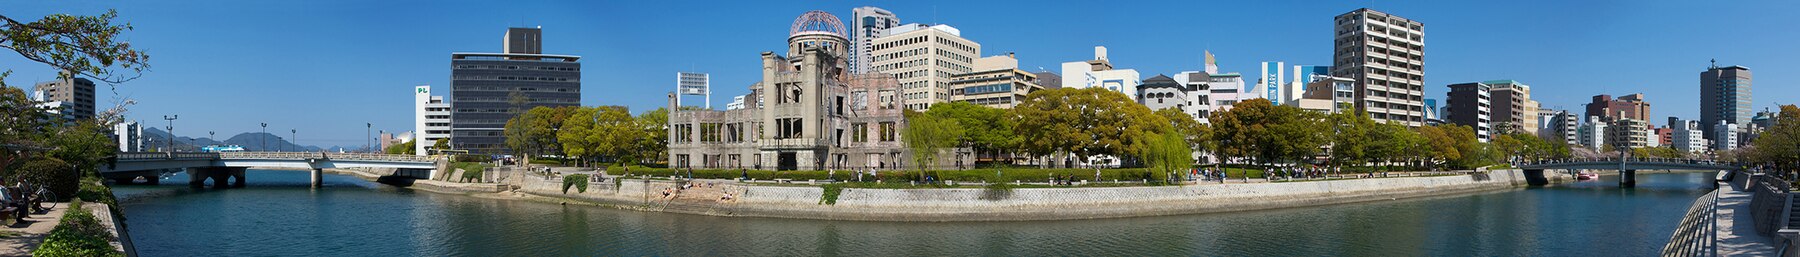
[1714,121,1739,151]
[114,121,144,152]
[949,54,1042,109]
[1061,46,1142,102]
[415,85,452,155]
[849,7,900,75]
[1332,8,1426,127]
[869,23,978,110]
[1700,64,1751,141]
[1444,82,1492,142]
[450,27,582,155]
[1487,80,1538,135]
[32,74,96,121]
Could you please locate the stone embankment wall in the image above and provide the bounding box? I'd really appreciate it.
[508,169,1530,221]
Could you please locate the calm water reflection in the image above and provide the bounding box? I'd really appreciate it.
[115,170,1712,256]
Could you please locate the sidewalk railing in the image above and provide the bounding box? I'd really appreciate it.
[1662,189,1721,256]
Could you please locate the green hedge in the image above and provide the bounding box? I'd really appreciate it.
[562,174,590,194]
[76,177,116,206]
[635,167,1178,183]
[33,200,124,257]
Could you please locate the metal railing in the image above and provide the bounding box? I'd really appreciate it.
[115,151,434,163]
[1520,157,1737,169]
[1662,189,1720,256]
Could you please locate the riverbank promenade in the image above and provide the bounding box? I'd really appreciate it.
[1714,186,1779,256]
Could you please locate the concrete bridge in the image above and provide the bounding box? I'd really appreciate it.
[1517,157,1739,187]
[102,152,442,188]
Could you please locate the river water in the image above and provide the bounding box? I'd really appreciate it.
[113,170,1714,256]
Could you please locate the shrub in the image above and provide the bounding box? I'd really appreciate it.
[33,200,124,257]
[980,181,1014,200]
[75,177,115,206]
[562,174,590,194]
[7,157,81,199]
[819,183,843,205]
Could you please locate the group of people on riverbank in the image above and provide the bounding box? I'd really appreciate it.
[0,177,54,224]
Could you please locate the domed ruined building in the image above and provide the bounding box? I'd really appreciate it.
[667,10,967,171]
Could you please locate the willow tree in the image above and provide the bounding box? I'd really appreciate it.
[903,109,962,181]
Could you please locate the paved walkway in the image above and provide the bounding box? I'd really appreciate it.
[1714,184,1781,256]
[0,202,72,256]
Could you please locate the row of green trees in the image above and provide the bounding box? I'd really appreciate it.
[2,9,149,202]
[903,87,1575,174]
[1742,105,1800,171]
[500,106,668,169]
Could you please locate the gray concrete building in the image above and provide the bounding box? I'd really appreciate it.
[1332,8,1427,127]
[1700,64,1751,141]
[1136,75,1187,112]
[950,54,1043,109]
[667,10,966,171]
[450,27,581,155]
[32,74,96,121]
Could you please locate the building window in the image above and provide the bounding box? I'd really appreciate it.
[879,122,896,142]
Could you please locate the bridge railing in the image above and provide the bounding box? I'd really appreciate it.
[323,152,436,163]
[1520,157,1735,168]
[115,152,221,161]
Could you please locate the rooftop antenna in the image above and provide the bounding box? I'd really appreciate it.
[1710,58,1717,69]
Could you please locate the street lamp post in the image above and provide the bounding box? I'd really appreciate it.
[366,123,372,153]
[261,123,268,151]
[208,131,215,151]
[291,129,298,152]
[163,115,178,152]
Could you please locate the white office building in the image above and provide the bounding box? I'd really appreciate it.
[1713,121,1739,151]
[113,121,144,152]
[870,23,979,110]
[415,85,452,155]
[1672,120,1705,153]
[1578,116,1608,149]
[1061,46,1141,101]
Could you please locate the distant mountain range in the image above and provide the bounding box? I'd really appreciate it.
[142,128,326,152]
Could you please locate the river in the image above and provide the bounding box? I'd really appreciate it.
[112,169,1714,256]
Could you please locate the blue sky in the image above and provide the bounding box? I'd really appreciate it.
[4,0,1797,147]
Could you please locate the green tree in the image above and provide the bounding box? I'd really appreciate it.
[559,106,641,169]
[1134,129,1193,183]
[1209,99,1326,168]
[504,106,576,164]
[1013,88,1165,168]
[903,109,963,180]
[431,138,450,153]
[45,121,115,176]
[926,101,1013,166]
[1751,105,1800,170]
[1,9,151,87]
[384,140,415,155]
[1328,109,1375,169]
[633,107,669,166]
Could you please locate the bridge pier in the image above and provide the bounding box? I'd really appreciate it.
[310,168,324,188]
[187,167,247,189]
[1621,169,1637,188]
[1523,169,1549,186]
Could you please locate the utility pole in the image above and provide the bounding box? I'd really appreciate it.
[163,115,178,152]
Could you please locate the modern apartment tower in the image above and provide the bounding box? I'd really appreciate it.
[1443,82,1492,142]
[32,74,96,121]
[869,23,979,110]
[449,27,582,155]
[1332,8,1427,127]
[1700,64,1751,140]
[849,6,900,75]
